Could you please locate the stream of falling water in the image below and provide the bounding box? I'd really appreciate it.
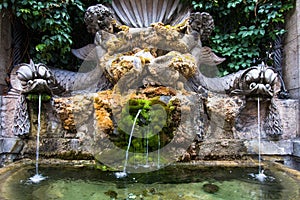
[29,94,47,183]
[253,97,267,182]
[115,109,142,178]
[258,97,262,173]
[36,94,41,175]
[144,129,150,168]
[157,134,160,169]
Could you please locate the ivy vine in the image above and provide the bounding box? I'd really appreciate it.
[192,0,295,75]
[0,0,295,74]
[0,0,105,70]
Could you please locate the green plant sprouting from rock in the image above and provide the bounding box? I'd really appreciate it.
[112,98,180,158]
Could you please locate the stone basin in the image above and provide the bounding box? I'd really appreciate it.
[0,158,300,200]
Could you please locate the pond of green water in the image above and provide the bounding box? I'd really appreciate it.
[0,164,299,200]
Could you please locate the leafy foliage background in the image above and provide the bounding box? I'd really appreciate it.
[192,0,295,75]
[0,0,295,74]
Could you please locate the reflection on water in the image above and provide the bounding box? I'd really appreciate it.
[1,165,299,200]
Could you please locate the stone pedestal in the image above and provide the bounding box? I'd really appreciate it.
[0,95,20,138]
[0,93,23,165]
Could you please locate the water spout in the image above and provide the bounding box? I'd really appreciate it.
[258,97,262,174]
[144,130,150,168]
[252,97,266,182]
[115,109,142,178]
[28,94,46,184]
[157,133,160,169]
[36,94,41,175]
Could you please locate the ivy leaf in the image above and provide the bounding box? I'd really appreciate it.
[35,44,46,52]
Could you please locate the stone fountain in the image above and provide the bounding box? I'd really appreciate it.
[0,0,299,170]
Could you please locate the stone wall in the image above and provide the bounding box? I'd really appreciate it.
[0,10,11,94]
[283,0,300,135]
[0,10,18,166]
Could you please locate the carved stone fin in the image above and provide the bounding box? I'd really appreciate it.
[198,46,225,66]
[71,44,97,60]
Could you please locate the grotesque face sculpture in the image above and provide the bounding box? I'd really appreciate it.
[16,60,55,94]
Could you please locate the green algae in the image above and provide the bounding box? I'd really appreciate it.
[112,97,180,154]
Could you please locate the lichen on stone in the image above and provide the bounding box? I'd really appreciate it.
[93,90,114,133]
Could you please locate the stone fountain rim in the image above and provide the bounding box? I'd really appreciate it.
[1,157,300,181]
